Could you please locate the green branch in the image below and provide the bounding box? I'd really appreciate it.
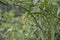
[15,4,43,31]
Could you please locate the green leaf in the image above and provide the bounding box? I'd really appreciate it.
[0,0,8,6]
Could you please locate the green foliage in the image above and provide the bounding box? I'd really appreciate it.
[0,0,60,40]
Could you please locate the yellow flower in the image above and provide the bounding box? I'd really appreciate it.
[24,16,28,25]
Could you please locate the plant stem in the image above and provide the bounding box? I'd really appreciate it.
[16,4,43,31]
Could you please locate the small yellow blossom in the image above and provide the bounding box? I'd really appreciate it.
[24,16,29,25]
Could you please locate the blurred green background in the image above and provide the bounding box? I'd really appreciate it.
[0,0,60,40]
